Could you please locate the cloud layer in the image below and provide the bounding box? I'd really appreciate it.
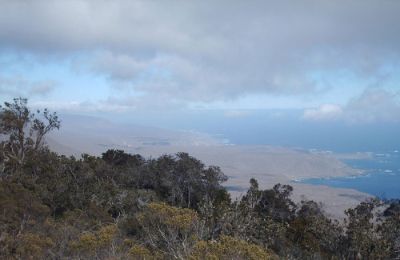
[303,89,400,123]
[0,75,56,97]
[0,0,400,109]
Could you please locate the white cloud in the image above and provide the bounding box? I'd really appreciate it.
[303,89,400,123]
[303,104,343,121]
[89,51,150,81]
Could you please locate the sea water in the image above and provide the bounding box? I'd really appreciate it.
[300,151,400,199]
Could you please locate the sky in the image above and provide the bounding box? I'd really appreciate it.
[1,0,400,127]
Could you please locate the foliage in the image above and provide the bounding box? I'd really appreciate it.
[0,97,60,170]
[190,235,278,260]
[128,244,160,259]
[136,203,200,259]
[71,224,118,258]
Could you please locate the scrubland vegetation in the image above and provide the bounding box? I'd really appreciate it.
[0,98,399,259]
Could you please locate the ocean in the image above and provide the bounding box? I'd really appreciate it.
[299,151,400,199]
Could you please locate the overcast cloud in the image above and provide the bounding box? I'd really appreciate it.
[0,0,400,118]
